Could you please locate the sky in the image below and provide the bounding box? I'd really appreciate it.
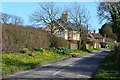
[1,2,106,33]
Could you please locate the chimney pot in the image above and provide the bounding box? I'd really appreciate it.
[61,11,68,21]
[94,30,96,33]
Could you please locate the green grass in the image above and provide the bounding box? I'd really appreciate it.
[94,50,120,79]
[1,49,70,75]
[67,48,101,54]
[1,48,101,76]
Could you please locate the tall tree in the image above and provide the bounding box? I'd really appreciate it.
[29,2,60,34]
[0,12,24,25]
[68,3,91,49]
[97,2,120,41]
[99,22,117,40]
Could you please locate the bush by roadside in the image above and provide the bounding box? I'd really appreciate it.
[2,24,68,53]
[100,42,114,49]
[49,35,68,48]
[2,24,51,53]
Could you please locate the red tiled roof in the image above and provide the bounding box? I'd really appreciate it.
[81,33,104,42]
[82,33,103,38]
[91,33,103,38]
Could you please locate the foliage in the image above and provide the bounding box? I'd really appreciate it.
[81,41,87,49]
[34,48,44,52]
[2,47,101,76]
[99,23,117,40]
[20,48,29,53]
[86,41,94,47]
[28,52,34,56]
[2,49,71,75]
[100,42,114,49]
[50,36,68,48]
[97,2,120,41]
[57,47,100,54]
[94,50,120,79]
[2,24,68,53]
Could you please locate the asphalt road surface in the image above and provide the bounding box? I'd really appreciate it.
[6,49,111,79]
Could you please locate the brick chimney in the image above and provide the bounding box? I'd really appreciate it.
[61,11,68,21]
[93,30,96,33]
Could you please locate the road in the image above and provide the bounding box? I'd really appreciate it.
[6,49,111,79]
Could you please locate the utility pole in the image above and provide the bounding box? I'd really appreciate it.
[86,24,88,41]
[104,34,106,42]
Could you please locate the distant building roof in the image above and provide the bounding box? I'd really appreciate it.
[42,12,82,32]
[82,33,104,38]
[91,33,103,38]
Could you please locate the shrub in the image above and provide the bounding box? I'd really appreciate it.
[28,52,34,56]
[20,48,29,53]
[100,42,114,49]
[81,41,87,49]
[2,24,51,53]
[71,54,77,57]
[34,48,44,52]
[2,24,69,53]
[58,47,70,51]
[50,35,68,48]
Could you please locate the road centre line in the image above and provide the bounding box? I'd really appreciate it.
[52,58,83,75]
[77,74,91,78]
[53,69,64,75]
[52,54,97,76]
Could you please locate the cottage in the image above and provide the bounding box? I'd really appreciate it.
[81,30,105,48]
[43,12,80,49]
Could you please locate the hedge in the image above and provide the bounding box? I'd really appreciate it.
[2,24,68,53]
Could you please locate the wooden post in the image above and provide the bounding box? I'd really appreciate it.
[115,42,120,64]
[68,30,71,49]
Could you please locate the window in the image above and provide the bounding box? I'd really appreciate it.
[57,31,62,35]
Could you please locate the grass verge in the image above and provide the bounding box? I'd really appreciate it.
[1,48,101,77]
[67,48,102,54]
[94,50,120,79]
[1,49,70,77]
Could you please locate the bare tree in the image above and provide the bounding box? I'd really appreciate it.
[0,12,24,25]
[69,3,91,49]
[29,2,60,34]
[11,16,23,25]
[69,3,90,30]
[0,12,11,24]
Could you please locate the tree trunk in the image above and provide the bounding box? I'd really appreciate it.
[78,33,81,49]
